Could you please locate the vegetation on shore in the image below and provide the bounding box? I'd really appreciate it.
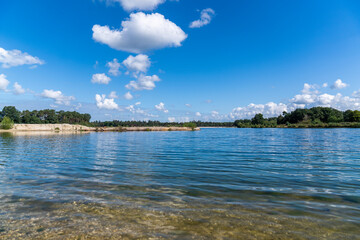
[1,106,360,130]
[0,106,91,126]
[0,116,14,130]
[235,107,360,128]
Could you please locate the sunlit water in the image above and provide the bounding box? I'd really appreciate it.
[0,129,359,239]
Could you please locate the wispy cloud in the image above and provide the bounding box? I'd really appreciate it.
[0,47,44,68]
[190,8,215,29]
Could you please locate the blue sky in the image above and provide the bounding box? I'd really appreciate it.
[1,0,360,121]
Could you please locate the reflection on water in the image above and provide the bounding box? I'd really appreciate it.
[0,129,360,239]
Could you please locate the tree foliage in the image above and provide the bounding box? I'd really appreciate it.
[0,116,14,130]
[235,107,360,128]
[0,107,91,125]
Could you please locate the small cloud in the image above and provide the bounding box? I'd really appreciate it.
[195,112,201,117]
[123,54,151,74]
[185,103,191,108]
[168,117,176,122]
[155,102,169,113]
[41,89,75,106]
[211,111,219,117]
[95,94,119,110]
[109,91,119,99]
[124,91,133,100]
[13,82,25,95]
[106,59,121,76]
[126,74,160,91]
[0,74,10,91]
[301,83,319,94]
[331,79,348,89]
[91,73,111,84]
[322,83,328,88]
[0,47,44,68]
[189,8,215,28]
[353,90,360,98]
[75,103,82,110]
[94,61,99,69]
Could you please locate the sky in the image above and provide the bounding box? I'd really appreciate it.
[1,0,360,122]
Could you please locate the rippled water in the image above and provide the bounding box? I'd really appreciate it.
[0,128,359,239]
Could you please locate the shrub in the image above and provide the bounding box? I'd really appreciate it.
[183,122,197,131]
[0,116,14,130]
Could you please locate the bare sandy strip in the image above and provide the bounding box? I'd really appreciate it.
[0,124,199,133]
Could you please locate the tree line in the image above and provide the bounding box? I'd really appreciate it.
[235,107,360,128]
[2,106,360,129]
[0,106,91,125]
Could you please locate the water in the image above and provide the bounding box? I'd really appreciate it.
[0,128,359,239]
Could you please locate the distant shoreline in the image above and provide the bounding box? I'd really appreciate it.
[0,124,200,133]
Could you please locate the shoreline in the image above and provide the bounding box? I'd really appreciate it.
[0,124,199,133]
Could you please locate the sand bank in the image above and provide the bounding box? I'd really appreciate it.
[0,124,199,132]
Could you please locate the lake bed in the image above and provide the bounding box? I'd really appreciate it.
[0,128,359,239]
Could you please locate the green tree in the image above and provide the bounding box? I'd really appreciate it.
[251,113,265,125]
[0,116,14,130]
[353,110,360,122]
[2,106,21,123]
[344,110,354,122]
[183,122,197,130]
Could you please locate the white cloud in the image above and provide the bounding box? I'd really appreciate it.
[231,82,360,120]
[185,103,191,108]
[211,111,219,117]
[108,91,119,99]
[168,117,176,122]
[155,102,168,113]
[75,103,82,110]
[106,0,166,11]
[231,102,289,119]
[0,47,44,68]
[331,79,348,89]
[301,83,319,94]
[135,101,141,105]
[0,74,10,91]
[41,90,75,106]
[189,8,215,28]
[123,54,151,74]
[92,12,187,53]
[124,91,133,100]
[291,83,320,104]
[178,116,190,122]
[195,112,201,117]
[353,90,360,98]
[126,104,142,114]
[125,74,160,91]
[126,104,157,118]
[317,93,335,105]
[106,59,121,76]
[91,73,111,84]
[292,94,316,104]
[322,83,328,88]
[95,94,119,110]
[13,82,25,95]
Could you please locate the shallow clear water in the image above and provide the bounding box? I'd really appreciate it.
[0,128,359,239]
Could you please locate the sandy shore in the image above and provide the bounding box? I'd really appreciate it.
[0,124,199,133]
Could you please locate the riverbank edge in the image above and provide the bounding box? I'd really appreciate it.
[0,124,200,132]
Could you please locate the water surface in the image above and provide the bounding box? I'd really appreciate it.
[0,129,359,239]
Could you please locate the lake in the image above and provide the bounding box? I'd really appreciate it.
[0,128,359,239]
